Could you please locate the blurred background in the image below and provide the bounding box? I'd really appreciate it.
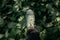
[0,0,60,40]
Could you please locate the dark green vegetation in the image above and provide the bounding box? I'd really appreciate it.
[0,0,60,40]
